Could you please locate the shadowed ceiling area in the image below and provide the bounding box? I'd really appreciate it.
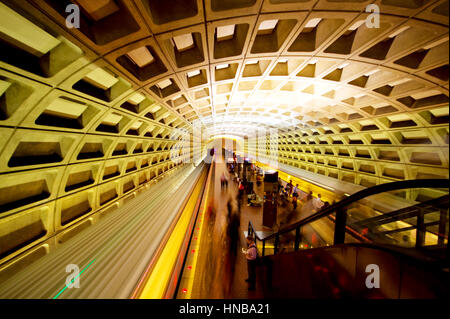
[0,0,448,267]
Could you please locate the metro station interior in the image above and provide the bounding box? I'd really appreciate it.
[0,0,448,299]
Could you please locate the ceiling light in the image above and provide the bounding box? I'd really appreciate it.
[388,78,411,86]
[258,19,278,31]
[348,20,365,31]
[217,25,235,41]
[410,89,441,99]
[423,36,449,50]
[172,33,194,52]
[245,59,258,65]
[128,93,145,105]
[46,97,87,119]
[388,25,411,38]
[187,70,201,77]
[103,113,122,126]
[338,62,349,69]
[84,68,118,90]
[429,107,448,117]
[309,58,318,64]
[126,46,154,68]
[304,18,322,29]
[216,64,229,70]
[130,121,143,130]
[364,69,379,76]
[156,79,172,89]
[0,2,61,56]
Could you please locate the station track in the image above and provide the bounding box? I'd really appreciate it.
[0,163,205,298]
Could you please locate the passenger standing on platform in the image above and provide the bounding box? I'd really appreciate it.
[238,181,245,200]
[292,192,298,211]
[313,194,324,210]
[221,172,229,191]
[285,182,291,196]
[220,172,226,191]
[227,209,240,282]
[227,199,233,217]
[284,186,290,205]
[224,171,229,190]
[237,182,245,213]
[293,184,299,196]
[242,236,257,291]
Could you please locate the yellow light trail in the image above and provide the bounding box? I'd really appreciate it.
[137,169,207,299]
[183,165,214,299]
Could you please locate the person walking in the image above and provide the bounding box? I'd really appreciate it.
[242,236,257,290]
[224,171,229,190]
[288,180,293,196]
[227,210,240,274]
[227,199,233,217]
[292,192,298,211]
[299,193,316,220]
[293,184,299,196]
[220,172,226,191]
[238,181,245,200]
[313,193,324,210]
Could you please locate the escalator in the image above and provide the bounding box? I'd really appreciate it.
[247,179,449,298]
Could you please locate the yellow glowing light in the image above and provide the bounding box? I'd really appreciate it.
[137,169,207,299]
[183,171,213,298]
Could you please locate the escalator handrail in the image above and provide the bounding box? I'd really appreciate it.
[249,178,449,242]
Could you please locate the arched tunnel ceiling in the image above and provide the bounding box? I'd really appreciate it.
[0,0,448,138]
[0,0,448,268]
[0,0,447,169]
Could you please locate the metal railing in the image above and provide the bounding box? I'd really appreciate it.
[248,179,449,260]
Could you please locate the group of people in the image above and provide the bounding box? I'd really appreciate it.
[276,178,333,227]
[278,179,300,209]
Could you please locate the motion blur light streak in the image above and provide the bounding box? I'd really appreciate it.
[137,168,207,299]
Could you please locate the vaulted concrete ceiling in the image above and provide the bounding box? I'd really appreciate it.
[1,0,448,137]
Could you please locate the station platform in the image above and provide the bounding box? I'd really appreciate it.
[182,156,449,299]
[187,160,265,298]
[186,159,340,298]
